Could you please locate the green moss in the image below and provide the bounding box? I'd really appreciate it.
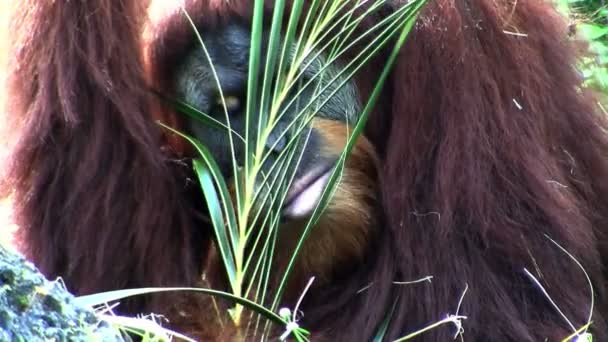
[0,246,124,342]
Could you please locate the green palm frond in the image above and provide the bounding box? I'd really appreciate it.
[165,0,429,336]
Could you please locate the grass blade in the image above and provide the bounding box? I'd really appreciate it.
[169,98,244,142]
[193,159,238,290]
[76,287,285,327]
[272,2,425,308]
[159,123,239,292]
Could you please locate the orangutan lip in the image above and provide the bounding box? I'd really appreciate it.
[282,166,334,219]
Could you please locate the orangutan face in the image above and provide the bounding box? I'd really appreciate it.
[148,10,381,280]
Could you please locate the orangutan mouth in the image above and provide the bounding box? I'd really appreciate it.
[282,167,333,219]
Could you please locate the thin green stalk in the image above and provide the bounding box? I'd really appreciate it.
[392,315,468,342]
[272,0,306,110]
[245,4,420,310]
[256,1,417,165]
[273,6,425,308]
[159,124,239,292]
[275,0,384,106]
[76,287,286,327]
[255,15,404,180]
[257,0,287,160]
[181,9,242,217]
[171,0,427,336]
[267,0,417,136]
[244,126,314,280]
[163,97,245,142]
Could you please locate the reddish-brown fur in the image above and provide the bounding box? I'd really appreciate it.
[3,0,608,341]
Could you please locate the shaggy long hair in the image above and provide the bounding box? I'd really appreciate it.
[4,0,608,340]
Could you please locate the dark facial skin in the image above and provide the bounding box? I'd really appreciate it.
[173,23,360,216]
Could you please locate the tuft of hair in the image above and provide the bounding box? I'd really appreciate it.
[2,0,206,313]
[360,0,608,340]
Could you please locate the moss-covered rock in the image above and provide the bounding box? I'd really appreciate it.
[0,246,124,342]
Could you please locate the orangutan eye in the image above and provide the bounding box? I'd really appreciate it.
[214,95,242,114]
